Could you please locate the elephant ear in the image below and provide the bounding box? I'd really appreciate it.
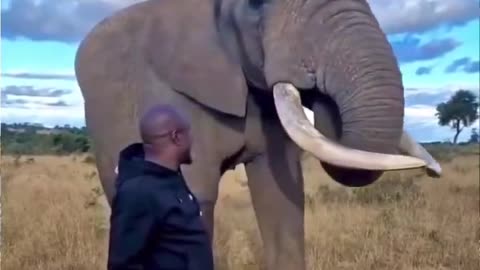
[143,6,248,117]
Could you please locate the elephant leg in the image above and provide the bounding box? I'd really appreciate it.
[83,90,142,205]
[245,142,305,270]
[180,162,221,242]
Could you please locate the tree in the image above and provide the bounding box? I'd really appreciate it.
[436,89,479,144]
[1,123,92,155]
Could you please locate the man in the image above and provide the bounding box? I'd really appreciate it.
[107,104,214,270]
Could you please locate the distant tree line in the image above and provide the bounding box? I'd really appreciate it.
[1,123,92,155]
[1,90,478,155]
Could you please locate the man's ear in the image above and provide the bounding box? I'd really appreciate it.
[143,4,248,118]
[170,130,183,145]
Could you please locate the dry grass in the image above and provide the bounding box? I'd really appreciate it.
[1,146,479,270]
[1,155,108,270]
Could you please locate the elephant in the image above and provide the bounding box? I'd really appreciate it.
[74,0,442,269]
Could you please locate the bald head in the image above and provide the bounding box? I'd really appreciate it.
[139,104,189,145]
[139,104,193,167]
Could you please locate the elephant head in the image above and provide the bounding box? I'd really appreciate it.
[142,0,441,186]
[216,0,441,185]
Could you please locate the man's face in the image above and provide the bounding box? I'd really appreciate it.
[174,123,193,165]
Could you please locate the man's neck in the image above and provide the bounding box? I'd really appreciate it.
[144,154,179,172]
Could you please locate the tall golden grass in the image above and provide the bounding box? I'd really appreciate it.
[1,146,479,270]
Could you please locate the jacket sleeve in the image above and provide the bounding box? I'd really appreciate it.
[107,182,158,270]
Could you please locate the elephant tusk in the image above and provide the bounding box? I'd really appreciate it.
[272,82,428,171]
[398,131,442,177]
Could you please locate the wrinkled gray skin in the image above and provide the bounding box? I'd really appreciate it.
[75,0,438,269]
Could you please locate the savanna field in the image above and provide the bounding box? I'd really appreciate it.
[1,145,479,270]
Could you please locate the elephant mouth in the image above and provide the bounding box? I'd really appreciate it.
[272,82,442,175]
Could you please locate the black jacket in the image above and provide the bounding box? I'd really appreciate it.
[107,143,214,270]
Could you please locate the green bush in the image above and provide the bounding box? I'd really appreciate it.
[1,123,92,155]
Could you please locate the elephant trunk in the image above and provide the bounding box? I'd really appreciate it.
[321,24,404,154]
[272,16,431,186]
[315,20,407,185]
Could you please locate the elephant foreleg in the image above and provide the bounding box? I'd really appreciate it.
[181,162,221,243]
[245,143,305,270]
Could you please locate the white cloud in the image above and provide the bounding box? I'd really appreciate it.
[1,104,85,127]
[2,100,477,143]
[1,0,478,42]
[3,68,75,76]
[2,69,76,80]
[403,103,479,142]
[404,83,480,95]
[302,93,479,143]
[367,0,480,34]
[405,105,438,126]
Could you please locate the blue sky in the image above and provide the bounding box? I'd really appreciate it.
[1,0,479,143]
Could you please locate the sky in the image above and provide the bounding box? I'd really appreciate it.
[1,0,479,143]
